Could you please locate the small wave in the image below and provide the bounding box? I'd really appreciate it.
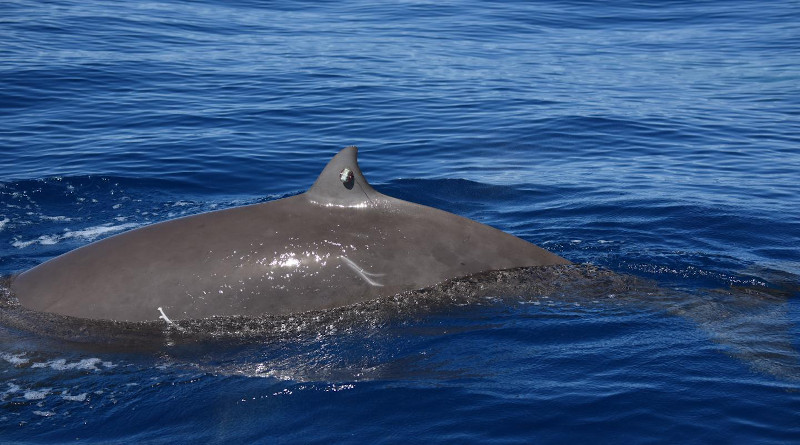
[12,223,138,249]
[0,217,9,232]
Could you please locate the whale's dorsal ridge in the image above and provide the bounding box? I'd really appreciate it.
[305,146,381,207]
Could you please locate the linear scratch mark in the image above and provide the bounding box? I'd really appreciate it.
[340,255,384,287]
[158,307,184,331]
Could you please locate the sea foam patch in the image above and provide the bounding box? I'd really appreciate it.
[1,353,30,366]
[23,388,50,400]
[12,223,138,249]
[31,358,115,371]
[61,391,88,402]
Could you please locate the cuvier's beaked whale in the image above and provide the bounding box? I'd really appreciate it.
[11,146,569,322]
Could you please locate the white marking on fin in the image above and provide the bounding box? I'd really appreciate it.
[339,255,384,287]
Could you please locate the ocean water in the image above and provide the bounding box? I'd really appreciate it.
[1,0,799,443]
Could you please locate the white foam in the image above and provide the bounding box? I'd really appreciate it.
[40,215,72,222]
[12,223,138,249]
[63,223,137,240]
[61,392,87,402]
[13,235,58,249]
[11,239,32,249]
[23,389,50,400]
[31,358,114,371]
[3,383,21,398]
[1,353,29,366]
[0,217,9,231]
[33,410,55,417]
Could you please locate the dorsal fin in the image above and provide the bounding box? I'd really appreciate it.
[305,146,380,207]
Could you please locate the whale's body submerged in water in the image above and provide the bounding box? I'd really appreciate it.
[11,147,568,322]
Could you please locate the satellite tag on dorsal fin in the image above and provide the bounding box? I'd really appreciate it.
[305,146,380,207]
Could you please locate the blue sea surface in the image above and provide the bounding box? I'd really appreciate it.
[1,0,799,443]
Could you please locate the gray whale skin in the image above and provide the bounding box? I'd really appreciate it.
[11,146,568,322]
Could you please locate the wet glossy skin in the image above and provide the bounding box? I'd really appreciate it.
[11,147,568,321]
